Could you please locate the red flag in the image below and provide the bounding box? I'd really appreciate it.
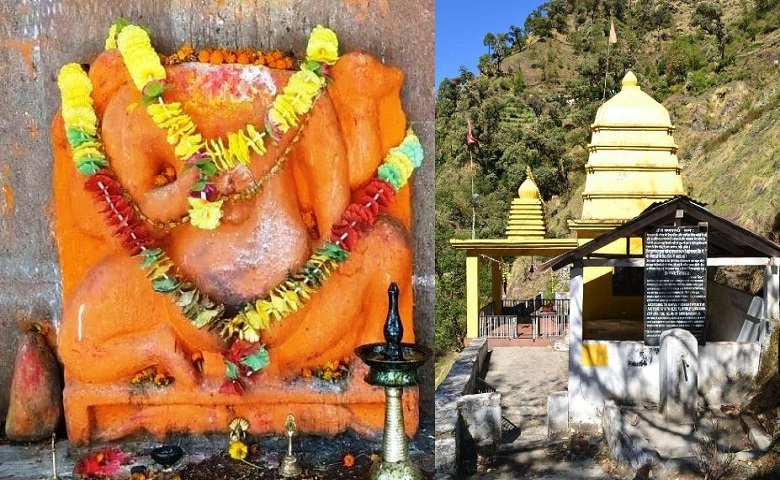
[466,119,479,146]
[609,19,617,44]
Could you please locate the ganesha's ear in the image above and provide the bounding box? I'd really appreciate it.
[88,50,133,118]
[328,52,407,188]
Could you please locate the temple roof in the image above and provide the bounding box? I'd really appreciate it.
[572,71,685,230]
[543,196,780,271]
[506,167,547,239]
[593,71,672,128]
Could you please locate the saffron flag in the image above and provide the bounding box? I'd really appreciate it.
[466,119,479,146]
[609,19,617,44]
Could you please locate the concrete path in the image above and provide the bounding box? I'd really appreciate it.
[484,347,568,432]
[466,346,613,479]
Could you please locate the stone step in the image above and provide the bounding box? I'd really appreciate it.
[740,414,773,452]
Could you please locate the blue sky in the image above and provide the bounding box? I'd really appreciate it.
[436,0,546,86]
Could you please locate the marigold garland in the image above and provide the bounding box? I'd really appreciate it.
[109,20,337,230]
[164,45,295,69]
[58,22,423,391]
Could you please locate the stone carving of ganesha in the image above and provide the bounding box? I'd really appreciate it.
[51,25,419,444]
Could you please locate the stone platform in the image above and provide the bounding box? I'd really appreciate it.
[65,362,418,445]
[0,419,434,479]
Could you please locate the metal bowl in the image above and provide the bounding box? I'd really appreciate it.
[355,343,432,387]
[150,445,183,467]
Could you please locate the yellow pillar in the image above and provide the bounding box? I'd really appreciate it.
[466,253,480,339]
[491,260,503,315]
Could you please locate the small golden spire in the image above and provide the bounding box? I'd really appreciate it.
[621,71,639,90]
[507,166,547,239]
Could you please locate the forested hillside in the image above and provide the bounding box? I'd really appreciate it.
[435,0,780,355]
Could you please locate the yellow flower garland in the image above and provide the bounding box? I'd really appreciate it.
[57,64,108,175]
[306,25,339,65]
[111,22,338,230]
[116,25,166,90]
[187,197,224,230]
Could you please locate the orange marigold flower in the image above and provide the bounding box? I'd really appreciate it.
[197,50,210,63]
[177,44,193,60]
[237,51,251,64]
[210,50,224,64]
[343,453,355,468]
[224,51,237,63]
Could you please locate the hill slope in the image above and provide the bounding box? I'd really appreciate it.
[435,0,780,354]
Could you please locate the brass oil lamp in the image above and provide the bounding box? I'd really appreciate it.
[355,283,431,480]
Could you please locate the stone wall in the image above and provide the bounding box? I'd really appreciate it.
[0,0,433,423]
[434,338,489,478]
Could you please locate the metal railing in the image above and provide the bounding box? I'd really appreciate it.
[478,296,569,339]
[531,299,569,339]
[478,314,518,338]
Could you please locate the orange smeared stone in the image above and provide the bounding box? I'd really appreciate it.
[5,327,63,442]
[52,35,418,444]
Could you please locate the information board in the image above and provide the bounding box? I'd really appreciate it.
[644,225,707,345]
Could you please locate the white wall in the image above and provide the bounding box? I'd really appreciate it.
[570,340,760,427]
[699,342,761,404]
[706,281,763,342]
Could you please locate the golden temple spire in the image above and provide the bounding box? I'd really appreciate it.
[506,167,547,239]
[571,70,684,235]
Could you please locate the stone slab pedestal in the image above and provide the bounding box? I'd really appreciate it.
[547,391,569,439]
[659,329,698,424]
[456,392,501,456]
[64,362,418,445]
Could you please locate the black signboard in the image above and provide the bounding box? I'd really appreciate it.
[644,225,708,345]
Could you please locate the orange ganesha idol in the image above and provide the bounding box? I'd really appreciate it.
[51,22,423,444]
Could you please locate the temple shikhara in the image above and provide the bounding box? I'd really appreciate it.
[571,71,685,238]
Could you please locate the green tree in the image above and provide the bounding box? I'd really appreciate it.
[525,7,553,38]
[755,0,778,14]
[660,35,705,85]
[507,24,527,52]
[483,32,496,57]
[547,0,570,34]
[691,2,727,59]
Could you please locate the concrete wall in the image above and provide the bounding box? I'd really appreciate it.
[699,342,761,405]
[706,281,762,342]
[570,340,761,427]
[0,0,433,423]
[434,338,489,478]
